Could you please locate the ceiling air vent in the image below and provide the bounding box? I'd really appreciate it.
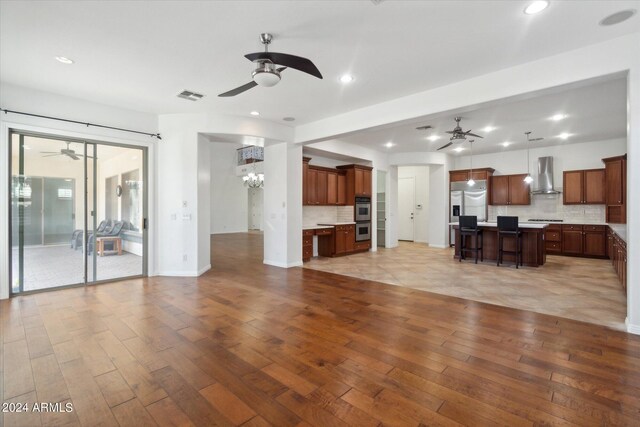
[177,90,205,101]
[370,0,385,4]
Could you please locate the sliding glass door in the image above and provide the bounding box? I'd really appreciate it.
[10,131,146,294]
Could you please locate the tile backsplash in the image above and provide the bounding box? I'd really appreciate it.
[488,194,606,223]
[303,205,354,226]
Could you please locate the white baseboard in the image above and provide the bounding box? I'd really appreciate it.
[197,264,211,276]
[210,229,248,235]
[626,318,640,335]
[415,239,429,244]
[156,270,201,277]
[429,243,448,249]
[263,259,303,268]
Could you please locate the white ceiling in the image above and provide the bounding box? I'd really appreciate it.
[336,76,628,155]
[1,1,638,127]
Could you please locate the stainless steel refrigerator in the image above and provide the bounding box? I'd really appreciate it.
[449,180,488,245]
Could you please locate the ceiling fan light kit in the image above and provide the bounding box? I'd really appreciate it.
[219,33,323,97]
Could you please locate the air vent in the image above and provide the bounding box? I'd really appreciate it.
[177,90,205,101]
[370,0,385,4]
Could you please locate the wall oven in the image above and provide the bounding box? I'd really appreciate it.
[355,197,371,221]
[355,221,371,242]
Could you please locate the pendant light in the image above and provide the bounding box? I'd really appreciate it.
[467,139,476,186]
[523,132,543,184]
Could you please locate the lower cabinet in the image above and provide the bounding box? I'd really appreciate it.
[545,224,607,258]
[335,225,355,255]
[609,228,627,294]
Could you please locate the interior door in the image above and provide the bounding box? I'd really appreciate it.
[398,177,415,241]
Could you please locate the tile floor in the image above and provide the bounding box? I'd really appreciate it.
[304,242,627,330]
[11,245,142,292]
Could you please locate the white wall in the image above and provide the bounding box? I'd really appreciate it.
[398,166,430,243]
[0,83,158,299]
[210,141,249,234]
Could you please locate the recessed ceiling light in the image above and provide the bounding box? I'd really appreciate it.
[427,135,440,141]
[250,111,260,116]
[482,126,496,132]
[384,142,395,148]
[501,142,511,147]
[340,74,354,84]
[599,9,636,26]
[55,56,74,64]
[550,114,567,121]
[453,147,465,153]
[283,117,295,122]
[524,1,549,15]
[557,132,572,140]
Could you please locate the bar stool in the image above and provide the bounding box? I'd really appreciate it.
[497,216,523,268]
[459,215,483,264]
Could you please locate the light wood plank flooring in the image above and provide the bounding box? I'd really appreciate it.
[305,242,627,330]
[2,232,639,426]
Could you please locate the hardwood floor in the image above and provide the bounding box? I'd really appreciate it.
[305,241,627,330]
[2,232,640,426]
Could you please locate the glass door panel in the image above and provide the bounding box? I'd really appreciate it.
[10,132,146,294]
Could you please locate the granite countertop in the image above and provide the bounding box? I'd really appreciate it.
[317,222,356,225]
[302,225,336,230]
[608,224,627,243]
[449,221,548,229]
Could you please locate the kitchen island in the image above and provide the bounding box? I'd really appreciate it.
[450,222,548,267]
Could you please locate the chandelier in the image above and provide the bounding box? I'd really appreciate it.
[243,172,264,188]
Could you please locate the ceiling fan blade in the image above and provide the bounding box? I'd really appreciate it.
[245,52,322,79]
[218,80,258,97]
[42,153,62,157]
[464,132,484,138]
[437,142,453,151]
[39,151,60,154]
[65,153,80,160]
[415,125,432,130]
[444,131,455,134]
[531,137,544,141]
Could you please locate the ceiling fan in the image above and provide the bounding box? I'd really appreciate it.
[437,117,484,151]
[40,142,93,160]
[219,33,323,97]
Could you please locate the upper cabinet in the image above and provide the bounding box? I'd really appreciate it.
[449,168,495,183]
[602,154,627,223]
[489,174,531,205]
[303,158,367,206]
[337,164,373,202]
[563,169,605,205]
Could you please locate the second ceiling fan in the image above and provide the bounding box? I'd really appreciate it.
[219,33,323,97]
[437,117,484,151]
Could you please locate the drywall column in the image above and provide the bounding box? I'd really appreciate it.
[197,136,211,273]
[387,166,399,248]
[263,142,303,267]
[156,114,205,276]
[626,65,640,334]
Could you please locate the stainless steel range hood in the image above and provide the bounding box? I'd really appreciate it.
[531,156,561,195]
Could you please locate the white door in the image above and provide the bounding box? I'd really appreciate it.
[398,177,415,241]
[248,188,263,230]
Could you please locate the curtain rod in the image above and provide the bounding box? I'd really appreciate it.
[1,108,161,140]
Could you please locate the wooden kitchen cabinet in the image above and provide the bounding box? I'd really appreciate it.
[562,226,584,255]
[334,224,356,255]
[563,169,605,205]
[609,228,627,293]
[603,154,626,223]
[489,174,530,205]
[316,170,328,205]
[544,224,562,255]
[337,174,347,205]
[303,158,348,206]
[450,170,469,182]
[337,164,374,202]
[558,224,606,258]
[327,172,338,205]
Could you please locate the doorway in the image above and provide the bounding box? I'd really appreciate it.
[398,177,415,241]
[377,170,387,247]
[9,131,147,294]
[248,187,263,231]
